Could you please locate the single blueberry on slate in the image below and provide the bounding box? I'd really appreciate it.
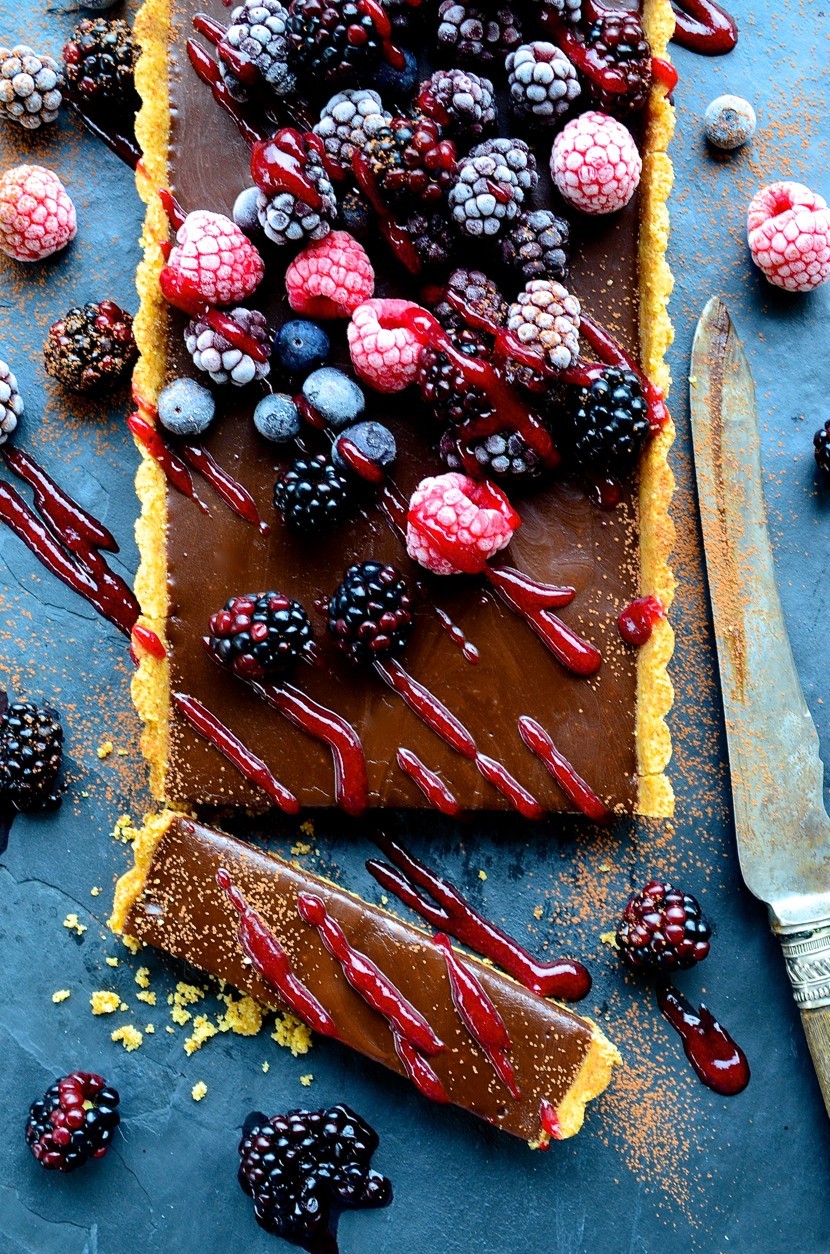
[333,421,397,473]
[374,48,418,98]
[274,319,331,374]
[703,94,756,150]
[253,393,302,443]
[302,367,365,430]
[157,377,215,436]
[232,186,262,234]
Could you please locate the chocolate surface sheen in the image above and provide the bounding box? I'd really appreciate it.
[161,0,645,811]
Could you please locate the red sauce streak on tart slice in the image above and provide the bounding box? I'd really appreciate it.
[518,716,611,823]
[434,932,520,1100]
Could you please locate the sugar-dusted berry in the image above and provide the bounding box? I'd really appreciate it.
[747,181,830,292]
[160,210,265,312]
[285,230,374,319]
[551,111,641,215]
[0,164,77,263]
[347,298,423,393]
[406,471,520,576]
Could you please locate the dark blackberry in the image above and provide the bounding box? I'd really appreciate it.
[44,301,137,394]
[403,208,454,268]
[562,366,650,475]
[274,453,353,533]
[209,592,313,680]
[814,421,830,475]
[500,209,570,283]
[416,67,496,139]
[286,0,388,88]
[62,18,138,112]
[506,41,580,123]
[25,1072,120,1172]
[338,186,373,238]
[585,12,652,117]
[435,2,522,67]
[433,267,507,335]
[418,326,494,427]
[364,113,457,208]
[0,701,63,813]
[328,561,413,663]
[440,426,542,483]
[221,0,296,101]
[449,138,536,239]
[616,880,712,974]
[238,1104,391,1245]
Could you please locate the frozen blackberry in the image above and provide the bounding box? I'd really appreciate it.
[500,209,570,282]
[286,0,389,88]
[0,700,63,813]
[25,1073,120,1173]
[314,88,390,168]
[814,420,830,475]
[255,144,337,245]
[363,113,457,208]
[449,138,536,240]
[506,279,580,370]
[417,67,496,139]
[540,0,582,22]
[44,301,137,394]
[238,1104,391,1246]
[221,0,296,101]
[585,12,653,117]
[63,18,137,111]
[0,45,64,130]
[328,560,413,663]
[562,367,650,475]
[0,360,23,444]
[440,426,542,482]
[209,592,313,680]
[403,208,454,268]
[616,880,712,974]
[433,267,507,335]
[418,325,494,427]
[435,2,522,67]
[472,137,538,196]
[184,308,271,386]
[274,453,353,533]
[506,41,580,123]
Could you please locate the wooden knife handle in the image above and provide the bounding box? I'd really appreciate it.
[800,1007,830,1117]
[779,925,830,1119]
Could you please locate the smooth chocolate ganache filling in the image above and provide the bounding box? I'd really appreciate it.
[158,0,650,813]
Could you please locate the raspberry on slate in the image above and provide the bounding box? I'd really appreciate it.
[500,209,570,283]
[238,1104,392,1245]
[63,18,138,112]
[506,41,580,124]
[747,181,830,293]
[506,279,581,371]
[328,560,413,663]
[160,210,265,312]
[551,110,641,216]
[0,700,63,812]
[348,297,423,393]
[26,1072,120,1172]
[584,12,652,117]
[406,471,520,576]
[0,45,64,130]
[274,453,354,533]
[435,1,522,67]
[561,366,650,476]
[417,67,496,139]
[0,164,77,263]
[209,592,313,680]
[285,230,375,319]
[0,360,23,445]
[185,307,271,386]
[44,301,137,394]
[221,0,296,101]
[616,880,712,974]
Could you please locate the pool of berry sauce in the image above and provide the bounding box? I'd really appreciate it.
[159,0,649,812]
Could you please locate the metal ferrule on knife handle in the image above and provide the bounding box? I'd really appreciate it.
[779,924,830,1010]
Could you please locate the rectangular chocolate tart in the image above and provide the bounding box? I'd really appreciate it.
[111,811,621,1140]
[131,0,675,815]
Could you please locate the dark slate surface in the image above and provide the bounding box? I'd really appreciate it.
[2,2,830,1251]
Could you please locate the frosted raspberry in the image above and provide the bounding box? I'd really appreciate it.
[406,472,520,576]
[285,230,375,320]
[550,111,641,215]
[347,299,423,393]
[747,181,830,293]
[0,164,76,262]
[159,210,264,313]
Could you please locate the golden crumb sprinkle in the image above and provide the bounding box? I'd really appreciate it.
[137,989,156,1006]
[184,1015,218,1055]
[91,886,103,897]
[533,905,543,920]
[171,1004,192,1026]
[300,1074,313,1087]
[598,861,612,874]
[97,740,114,759]
[300,820,314,837]
[478,870,487,881]
[191,1081,208,1102]
[112,814,139,843]
[262,1062,270,1073]
[51,989,71,1004]
[112,1025,143,1052]
[91,991,121,1015]
[145,1024,154,1033]
[105,957,119,968]
[600,930,620,950]
[291,841,311,856]
[116,748,129,757]
[135,966,151,988]
[122,935,143,954]
[63,913,87,936]
[272,1014,313,1057]
[219,994,263,1037]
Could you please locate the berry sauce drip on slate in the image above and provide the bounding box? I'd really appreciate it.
[657,981,750,1096]
[174,692,300,812]
[434,931,520,1099]
[618,594,665,646]
[668,0,738,55]
[366,836,592,1001]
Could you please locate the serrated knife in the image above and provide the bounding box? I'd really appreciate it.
[691,297,830,1114]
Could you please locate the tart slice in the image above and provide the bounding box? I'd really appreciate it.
[131,0,675,817]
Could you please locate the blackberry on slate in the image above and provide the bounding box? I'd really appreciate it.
[500,209,570,283]
[221,0,296,101]
[328,560,413,663]
[238,1104,391,1246]
[417,67,496,139]
[274,453,353,533]
[63,18,137,111]
[440,426,542,483]
[363,113,457,208]
[616,880,712,974]
[814,420,830,475]
[286,0,388,88]
[585,12,653,117]
[209,592,313,680]
[0,701,63,813]
[0,45,64,130]
[26,1072,120,1173]
[0,360,23,444]
[435,2,522,67]
[561,366,650,475]
[44,301,137,394]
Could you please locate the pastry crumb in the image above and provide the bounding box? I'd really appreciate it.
[262,1061,270,1073]
[300,820,314,837]
[184,1015,218,1055]
[600,930,620,950]
[380,894,388,905]
[112,813,138,843]
[90,886,102,896]
[533,904,543,919]
[478,869,487,880]
[135,966,151,988]
[122,934,143,954]
[272,1013,313,1057]
[116,747,129,757]
[219,993,263,1037]
[63,913,87,936]
[191,1081,208,1102]
[598,861,612,873]
[111,1025,143,1052]
[51,989,71,1004]
[105,957,119,968]
[291,840,311,856]
[300,1074,313,1087]
[91,991,121,1015]
[137,989,156,1006]
[97,740,114,759]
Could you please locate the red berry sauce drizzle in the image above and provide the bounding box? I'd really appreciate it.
[669,0,738,55]
[132,624,166,659]
[396,748,462,817]
[618,594,665,646]
[657,981,750,1096]
[174,692,299,812]
[0,447,140,637]
[431,604,480,665]
[366,835,592,1002]
[485,566,600,677]
[352,149,422,275]
[537,1098,563,1148]
[336,436,386,485]
[517,716,611,822]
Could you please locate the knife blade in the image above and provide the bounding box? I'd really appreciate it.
[691,297,830,1111]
